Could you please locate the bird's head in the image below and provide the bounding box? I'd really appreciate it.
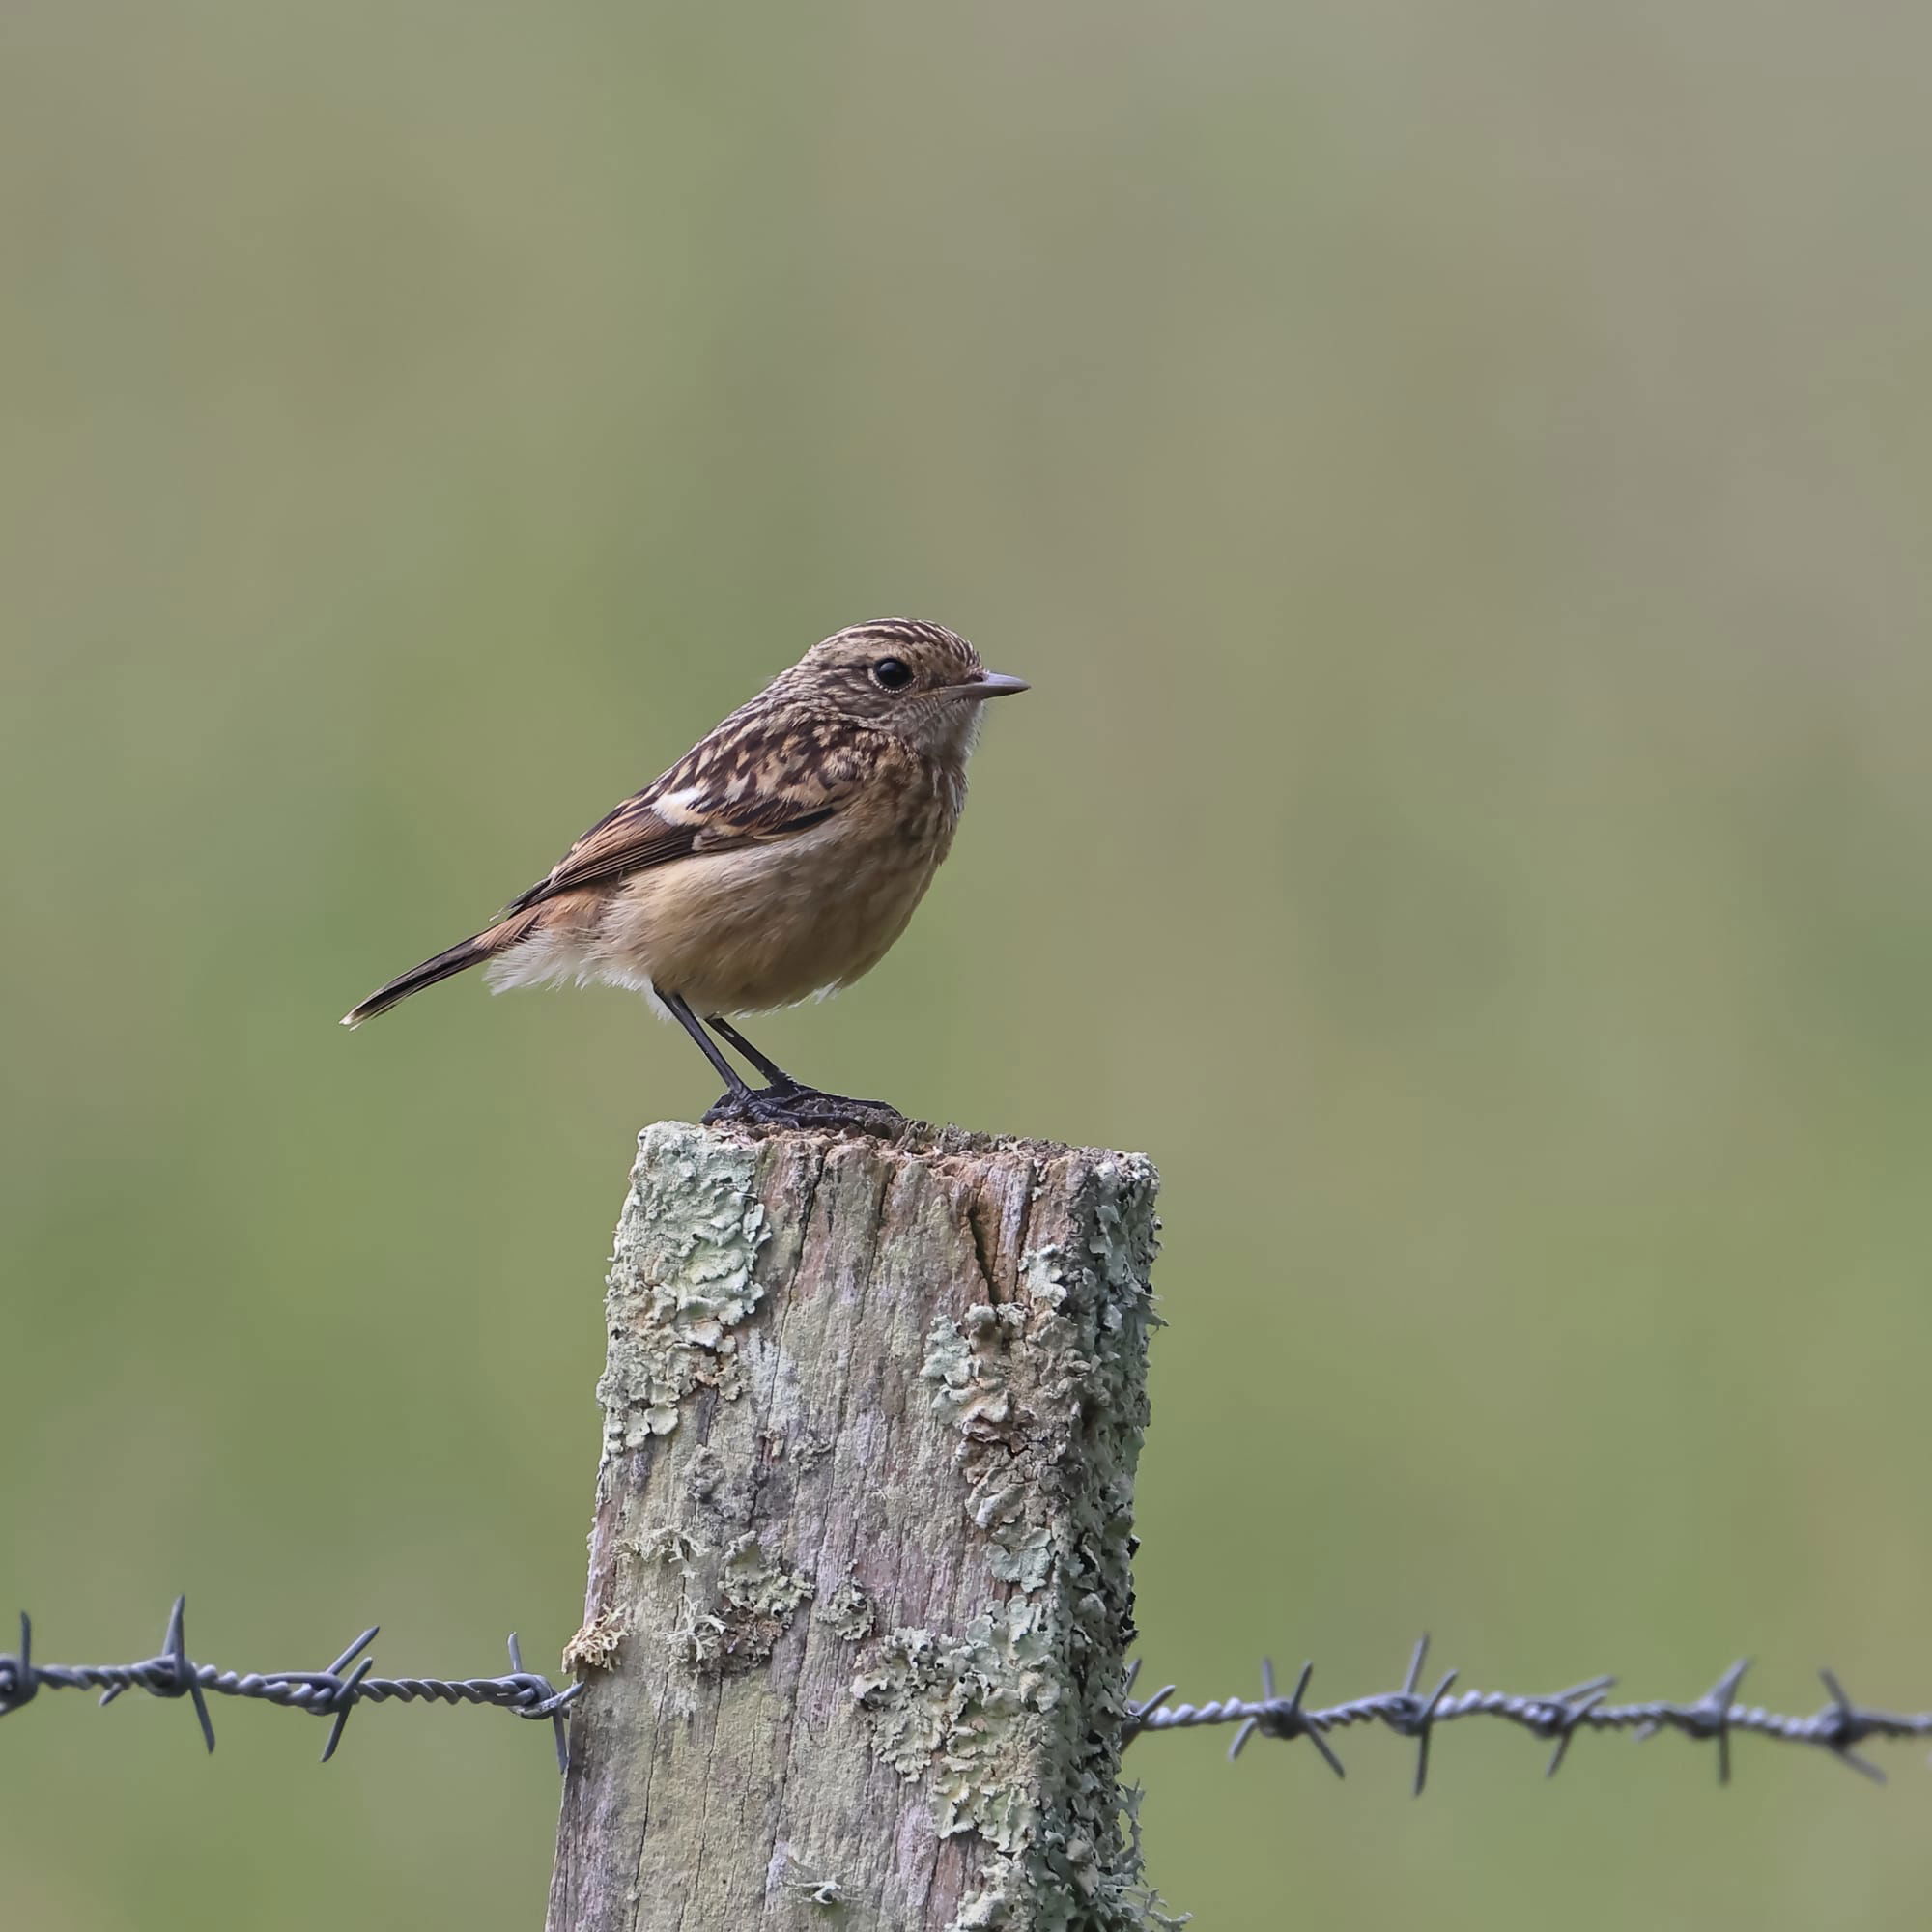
[784,620,1028,760]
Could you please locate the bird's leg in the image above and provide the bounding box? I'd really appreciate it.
[703,1017,799,1091]
[698,1012,906,1136]
[661,991,757,1101]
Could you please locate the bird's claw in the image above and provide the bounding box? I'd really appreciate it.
[703,1084,907,1138]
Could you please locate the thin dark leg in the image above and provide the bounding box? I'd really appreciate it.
[662,990,754,1099]
[705,1017,797,1089]
[689,1009,908,1137]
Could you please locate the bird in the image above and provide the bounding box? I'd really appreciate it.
[342,619,1028,1129]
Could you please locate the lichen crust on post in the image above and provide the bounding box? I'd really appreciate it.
[548,1120,1178,1932]
[595,1122,771,1447]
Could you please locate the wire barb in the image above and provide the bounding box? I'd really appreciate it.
[0,1597,584,1773]
[1124,1643,1932,1788]
[1815,1667,1888,1785]
[1378,1636,1459,1798]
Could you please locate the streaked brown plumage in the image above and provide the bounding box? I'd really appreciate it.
[342,619,1027,1126]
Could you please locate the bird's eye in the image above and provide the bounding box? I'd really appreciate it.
[870,657,914,691]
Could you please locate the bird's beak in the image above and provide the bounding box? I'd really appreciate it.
[955,671,1030,700]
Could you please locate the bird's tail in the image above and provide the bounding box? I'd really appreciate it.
[340,907,543,1028]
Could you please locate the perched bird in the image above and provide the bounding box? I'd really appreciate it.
[342,619,1027,1128]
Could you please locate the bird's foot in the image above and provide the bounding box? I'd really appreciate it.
[703,1081,906,1138]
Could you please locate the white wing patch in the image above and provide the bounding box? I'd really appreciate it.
[649,784,710,824]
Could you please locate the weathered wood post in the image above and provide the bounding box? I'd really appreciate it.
[546,1119,1166,1931]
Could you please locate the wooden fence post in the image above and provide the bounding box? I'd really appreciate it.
[545,1119,1168,1931]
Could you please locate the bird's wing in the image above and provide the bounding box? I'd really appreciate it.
[501,722,860,914]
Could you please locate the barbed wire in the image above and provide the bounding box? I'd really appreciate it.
[0,1597,582,1772]
[13,1605,1928,1796]
[1123,1635,1932,1790]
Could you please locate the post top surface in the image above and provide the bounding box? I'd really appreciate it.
[641,1114,1156,1176]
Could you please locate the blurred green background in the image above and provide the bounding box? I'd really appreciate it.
[5,1,1932,1925]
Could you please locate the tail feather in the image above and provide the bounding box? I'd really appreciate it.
[340,909,540,1028]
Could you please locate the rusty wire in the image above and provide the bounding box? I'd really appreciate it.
[0,1597,582,1772]
[1123,1636,1932,1790]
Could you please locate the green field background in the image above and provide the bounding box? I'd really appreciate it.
[6,4,1932,1926]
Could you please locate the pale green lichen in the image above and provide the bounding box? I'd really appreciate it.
[719,1530,814,1659]
[853,1602,1057,1852]
[634,1518,812,1675]
[817,1577,875,1643]
[560,1608,627,1675]
[639,1522,701,1570]
[920,1172,1159,1605]
[597,1122,768,1449]
[923,1304,1057,1591]
[884,1151,1179,1930]
[856,1601,1184,1932]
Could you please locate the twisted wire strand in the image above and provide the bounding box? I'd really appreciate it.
[0,1598,582,1772]
[13,1606,1928,1796]
[1124,1638,1932,1791]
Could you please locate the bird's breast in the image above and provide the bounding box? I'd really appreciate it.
[592,771,961,1014]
